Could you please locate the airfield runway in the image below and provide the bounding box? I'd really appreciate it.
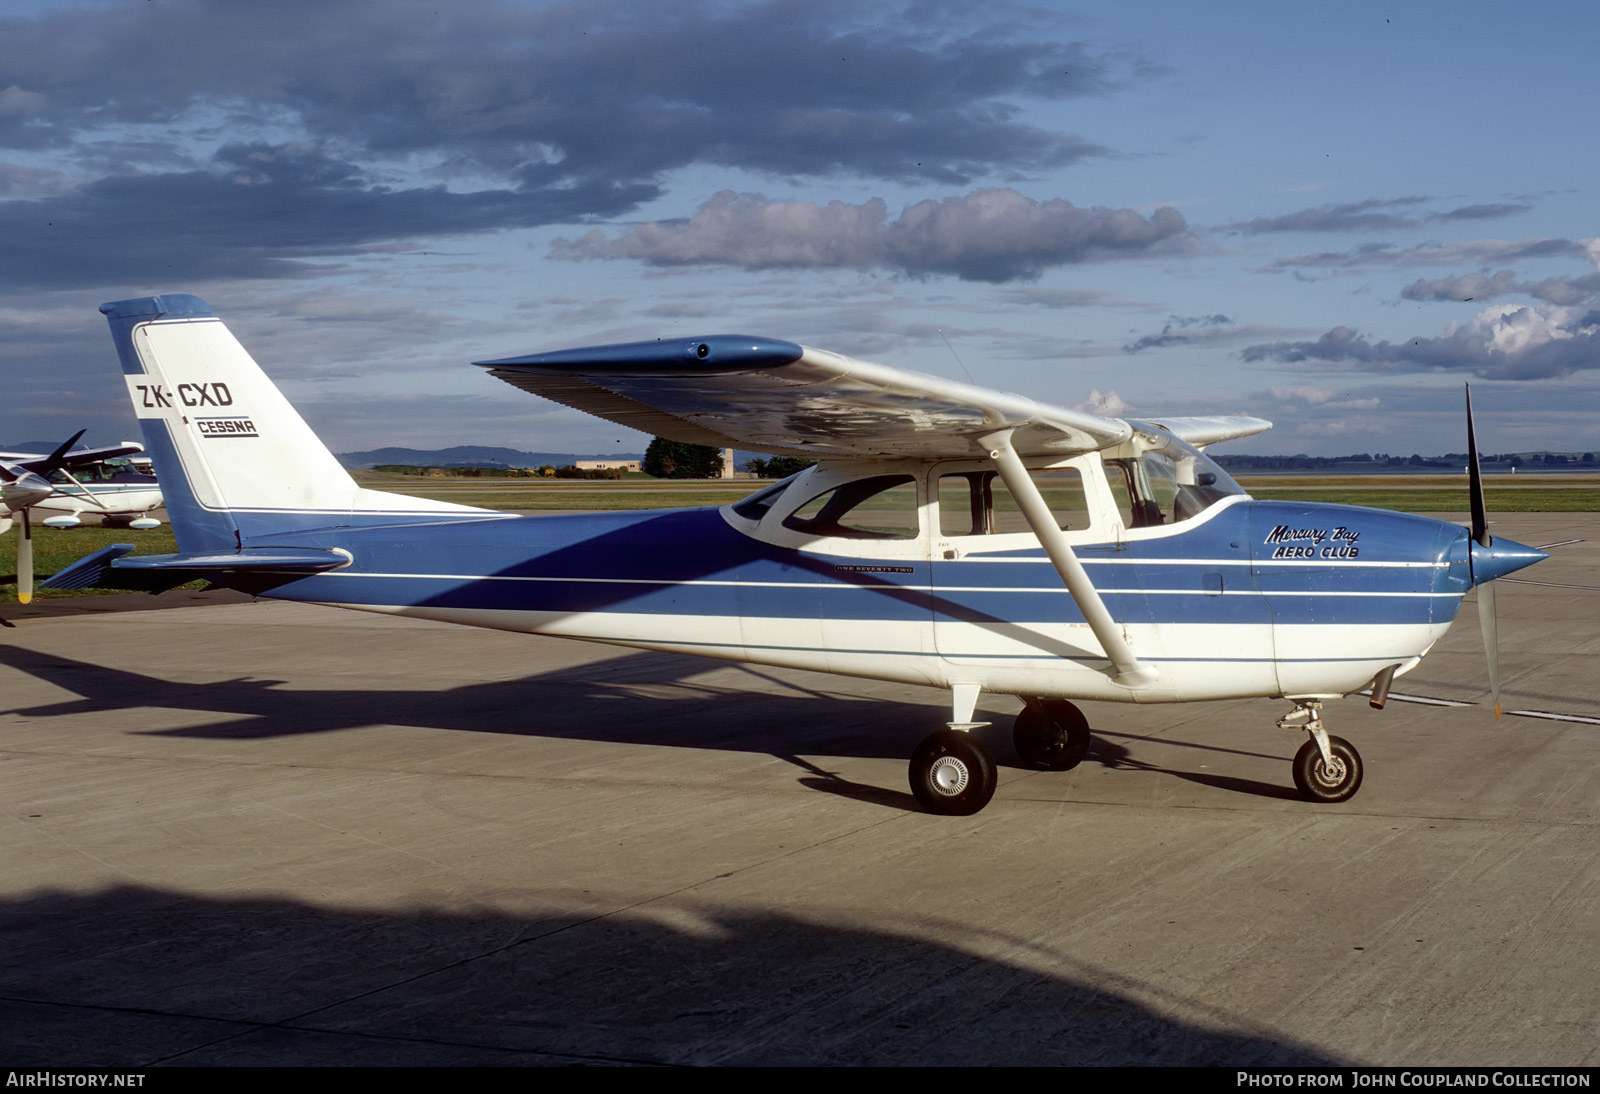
[1,513,1594,1067]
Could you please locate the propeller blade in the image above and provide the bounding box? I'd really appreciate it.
[16,509,32,606]
[1465,384,1490,549]
[1465,384,1506,720]
[35,429,87,476]
[1477,578,1499,720]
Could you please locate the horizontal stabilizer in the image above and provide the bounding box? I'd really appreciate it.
[36,544,136,591]
[112,548,352,573]
[41,545,351,594]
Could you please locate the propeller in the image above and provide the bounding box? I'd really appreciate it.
[4,431,155,607]
[2,465,54,606]
[2,430,86,606]
[1465,384,1500,719]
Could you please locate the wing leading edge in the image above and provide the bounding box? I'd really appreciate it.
[478,337,1147,460]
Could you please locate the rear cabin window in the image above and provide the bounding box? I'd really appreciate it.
[782,475,920,539]
[938,467,1088,537]
[730,475,797,522]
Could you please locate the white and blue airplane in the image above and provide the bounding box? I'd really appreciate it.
[2,433,161,604]
[45,294,1546,814]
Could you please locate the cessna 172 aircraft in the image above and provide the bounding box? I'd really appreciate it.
[45,295,1546,814]
[2,433,160,604]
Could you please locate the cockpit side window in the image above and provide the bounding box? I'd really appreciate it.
[1104,456,1171,528]
[938,467,1088,536]
[783,474,920,539]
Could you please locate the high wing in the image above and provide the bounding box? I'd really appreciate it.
[479,337,1270,460]
[1134,416,1273,449]
[0,442,145,474]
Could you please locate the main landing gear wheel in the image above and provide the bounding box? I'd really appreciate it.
[1292,735,1363,803]
[909,730,997,816]
[1012,699,1091,771]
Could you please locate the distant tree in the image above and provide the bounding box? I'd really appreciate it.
[746,455,816,478]
[643,437,722,478]
[1584,452,1595,464]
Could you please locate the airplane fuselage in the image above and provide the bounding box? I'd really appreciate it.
[245,486,1475,706]
[52,294,1550,812]
[32,481,164,523]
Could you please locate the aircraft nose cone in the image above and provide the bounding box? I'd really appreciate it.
[1470,535,1548,585]
[2,471,53,512]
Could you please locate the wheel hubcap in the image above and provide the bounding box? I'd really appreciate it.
[1314,756,1347,787]
[930,756,970,796]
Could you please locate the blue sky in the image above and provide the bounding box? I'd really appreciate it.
[2,0,1596,458]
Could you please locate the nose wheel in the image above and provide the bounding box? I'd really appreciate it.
[1280,700,1364,803]
[1292,736,1363,802]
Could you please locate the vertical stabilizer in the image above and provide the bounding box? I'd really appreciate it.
[102,295,485,551]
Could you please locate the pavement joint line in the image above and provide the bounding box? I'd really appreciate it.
[1506,709,1600,726]
[997,794,1600,827]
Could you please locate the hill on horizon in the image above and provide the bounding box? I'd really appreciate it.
[334,445,645,470]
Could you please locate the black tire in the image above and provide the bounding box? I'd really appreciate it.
[1292,735,1363,803]
[909,730,997,816]
[1013,699,1091,771]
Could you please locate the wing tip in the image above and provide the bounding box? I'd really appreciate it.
[476,335,803,374]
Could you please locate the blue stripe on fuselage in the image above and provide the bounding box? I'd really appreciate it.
[238,500,1470,630]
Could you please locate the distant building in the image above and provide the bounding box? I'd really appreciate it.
[575,459,641,472]
[720,448,735,478]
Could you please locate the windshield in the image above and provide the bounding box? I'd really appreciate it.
[1105,430,1246,528]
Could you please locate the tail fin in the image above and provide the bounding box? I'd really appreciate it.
[102,295,484,551]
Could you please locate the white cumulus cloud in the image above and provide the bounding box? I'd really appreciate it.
[551,188,1192,283]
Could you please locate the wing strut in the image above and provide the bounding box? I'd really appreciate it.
[977,429,1158,689]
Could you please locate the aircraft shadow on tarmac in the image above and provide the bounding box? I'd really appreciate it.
[0,643,1301,808]
[1,883,1346,1067]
